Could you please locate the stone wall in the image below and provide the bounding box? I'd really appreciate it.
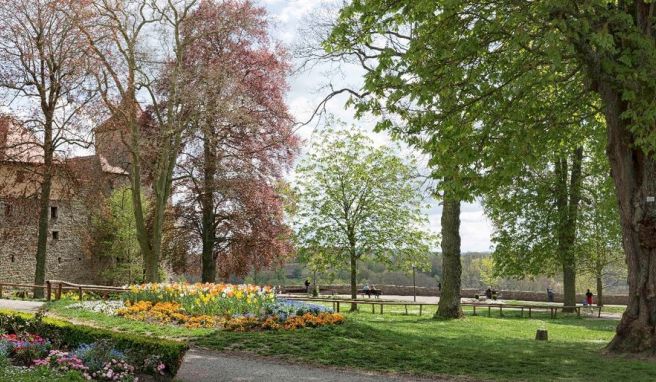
[311,284,628,305]
[0,198,103,286]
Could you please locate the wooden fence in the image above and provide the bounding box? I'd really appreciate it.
[0,281,603,318]
[0,280,127,301]
[281,295,603,318]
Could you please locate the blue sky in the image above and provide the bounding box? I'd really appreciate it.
[262,0,493,252]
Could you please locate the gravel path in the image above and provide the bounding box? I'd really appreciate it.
[0,299,44,313]
[175,349,447,382]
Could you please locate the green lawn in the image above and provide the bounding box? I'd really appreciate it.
[46,300,214,339]
[46,300,655,382]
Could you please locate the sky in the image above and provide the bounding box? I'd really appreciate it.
[262,0,494,252]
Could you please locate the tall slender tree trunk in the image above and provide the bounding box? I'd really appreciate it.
[596,275,603,307]
[436,194,463,319]
[599,82,656,353]
[33,121,54,298]
[34,166,53,298]
[554,148,583,312]
[312,270,319,297]
[350,252,357,312]
[201,135,216,283]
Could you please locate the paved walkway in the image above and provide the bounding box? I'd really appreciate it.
[0,299,44,313]
[175,349,444,382]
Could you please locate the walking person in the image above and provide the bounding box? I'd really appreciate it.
[585,289,594,314]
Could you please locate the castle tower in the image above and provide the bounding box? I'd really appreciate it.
[94,100,141,173]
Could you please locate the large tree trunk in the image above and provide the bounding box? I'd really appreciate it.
[599,82,656,353]
[435,195,463,319]
[554,149,583,312]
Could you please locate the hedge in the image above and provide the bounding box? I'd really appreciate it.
[0,310,188,377]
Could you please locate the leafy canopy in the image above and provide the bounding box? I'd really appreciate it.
[294,128,435,272]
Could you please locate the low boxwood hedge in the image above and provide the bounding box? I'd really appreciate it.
[0,309,188,376]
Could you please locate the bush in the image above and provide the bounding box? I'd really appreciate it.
[0,310,188,377]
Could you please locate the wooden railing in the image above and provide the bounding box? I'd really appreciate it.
[0,282,46,299]
[45,280,127,301]
[280,295,604,318]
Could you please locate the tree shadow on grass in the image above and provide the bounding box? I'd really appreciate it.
[194,318,656,382]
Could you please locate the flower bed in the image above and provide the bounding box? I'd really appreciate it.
[0,311,188,378]
[124,283,275,316]
[0,332,148,381]
[113,299,344,331]
[68,283,346,332]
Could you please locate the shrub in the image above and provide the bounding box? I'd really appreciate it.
[0,311,188,377]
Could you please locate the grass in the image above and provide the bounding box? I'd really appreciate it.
[46,300,214,339]
[46,299,654,382]
[195,312,656,382]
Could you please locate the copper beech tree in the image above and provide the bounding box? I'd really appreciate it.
[174,0,297,282]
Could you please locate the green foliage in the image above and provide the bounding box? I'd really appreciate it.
[0,310,188,376]
[325,1,599,199]
[89,187,148,285]
[575,150,626,286]
[294,127,436,273]
[484,132,624,284]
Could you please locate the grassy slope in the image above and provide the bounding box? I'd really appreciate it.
[47,300,655,382]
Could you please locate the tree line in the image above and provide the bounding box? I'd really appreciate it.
[0,0,297,291]
[297,0,651,354]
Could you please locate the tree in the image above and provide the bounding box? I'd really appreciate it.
[325,1,656,352]
[322,0,594,317]
[0,0,94,296]
[294,128,435,311]
[87,187,147,285]
[484,144,594,309]
[576,149,625,307]
[69,0,200,281]
[175,0,297,282]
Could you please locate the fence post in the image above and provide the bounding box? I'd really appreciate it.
[78,286,83,301]
[46,281,51,301]
[56,283,62,300]
[0,284,3,299]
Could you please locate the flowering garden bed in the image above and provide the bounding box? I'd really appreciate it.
[0,310,187,381]
[67,283,345,331]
